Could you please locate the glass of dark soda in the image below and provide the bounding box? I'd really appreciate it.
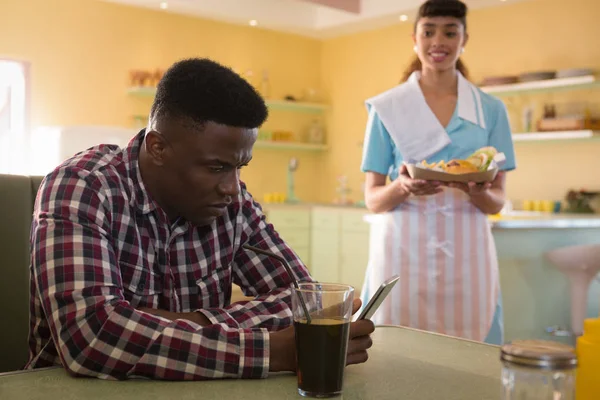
[292,283,354,398]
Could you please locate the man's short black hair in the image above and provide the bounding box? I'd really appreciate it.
[150,58,268,129]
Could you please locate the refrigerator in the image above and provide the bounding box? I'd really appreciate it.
[26,125,138,176]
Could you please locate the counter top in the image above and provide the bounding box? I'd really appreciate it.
[263,203,600,229]
[490,213,600,229]
[263,202,367,210]
[0,327,501,400]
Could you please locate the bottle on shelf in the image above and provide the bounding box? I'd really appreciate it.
[522,105,534,132]
[543,104,557,119]
[334,175,352,205]
[307,119,325,144]
[260,69,271,99]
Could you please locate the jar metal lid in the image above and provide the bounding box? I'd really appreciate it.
[500,340,577,370]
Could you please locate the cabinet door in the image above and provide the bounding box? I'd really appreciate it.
[310,208,340,283]
[310,232,340,283]
[264,208,312,272]
[275,228,310,249]
[339,210,370,294]
[266,209,310,229]
[339,232,370,294]
[293,246,311,271]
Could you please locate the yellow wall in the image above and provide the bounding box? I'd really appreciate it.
[0,0,324,202]
[2,0,599,205]
[321,0,600,205]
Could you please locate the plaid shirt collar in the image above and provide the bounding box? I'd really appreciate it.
[125,129,161,216]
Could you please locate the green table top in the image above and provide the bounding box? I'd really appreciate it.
[0,327,501,399]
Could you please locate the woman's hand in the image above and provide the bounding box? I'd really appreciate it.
[445,181,492,197]
[446,172,507,215]
[364,167,443,214]
[395,164,443,196]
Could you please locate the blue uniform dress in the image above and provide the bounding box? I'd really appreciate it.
[361,75,516,345]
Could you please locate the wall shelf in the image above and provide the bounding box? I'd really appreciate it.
[254,141,328,151]
[481,75,600,96]
[127,87,329,112]
[127,87,156,97]
[513,130,600,142]
[265,100,328,113]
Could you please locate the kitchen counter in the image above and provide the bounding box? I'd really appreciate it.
[264,203,600,229]
[262,202,367,210]
[0,326,501,400]
[490,212,600,229]
[492,216,600,344]
[261,204,600,343]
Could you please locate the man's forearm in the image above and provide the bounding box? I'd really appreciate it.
[138,307,211,326]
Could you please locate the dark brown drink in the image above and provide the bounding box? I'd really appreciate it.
[295,318,351,397]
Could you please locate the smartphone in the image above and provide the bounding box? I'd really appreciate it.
[356,275,400,320]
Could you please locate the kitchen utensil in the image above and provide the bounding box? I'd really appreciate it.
[481,75,519,86]
[556,68,595,79]
[519,71,557,82]
[286,157,300,204]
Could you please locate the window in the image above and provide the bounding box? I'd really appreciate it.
[0,60,28,175]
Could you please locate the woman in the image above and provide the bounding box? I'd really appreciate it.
[360,0,516,345]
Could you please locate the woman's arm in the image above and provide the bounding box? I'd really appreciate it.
[365,166,443,213]
[365,172,408,213]
[469,171,507,214]
[448,171,507,214]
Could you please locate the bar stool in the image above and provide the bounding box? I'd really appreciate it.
[545,244,600,336]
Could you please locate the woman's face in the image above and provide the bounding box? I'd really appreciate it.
[413,16,467,73]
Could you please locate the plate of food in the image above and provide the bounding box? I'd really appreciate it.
[405,146,505,183]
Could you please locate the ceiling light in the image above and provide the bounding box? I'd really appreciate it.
[399,14,408,22]
[160,2,168,9]
[249,19,258,27]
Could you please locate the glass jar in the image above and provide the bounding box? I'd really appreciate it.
[501,340,577,399]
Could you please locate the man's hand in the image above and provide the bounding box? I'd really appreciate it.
[269,298,375,372]
[137,307,211,326]
[346,299,375,364]
[269,324,297,372]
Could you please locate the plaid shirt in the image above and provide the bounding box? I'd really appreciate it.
[26,131,311,380]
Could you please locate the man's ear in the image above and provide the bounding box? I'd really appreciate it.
[144,130,169,167]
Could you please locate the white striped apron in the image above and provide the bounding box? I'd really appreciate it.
[361,188,499,342]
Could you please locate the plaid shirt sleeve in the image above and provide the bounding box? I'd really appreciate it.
[199,184,313,331]
[32,168,270,380]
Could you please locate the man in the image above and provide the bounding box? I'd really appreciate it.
[27,58,374,380]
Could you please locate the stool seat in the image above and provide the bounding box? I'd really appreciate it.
[545,244,600,336]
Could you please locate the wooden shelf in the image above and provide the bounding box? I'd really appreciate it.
[513,130,600,142]
[127,87,156,97]
[127,87,329,112]
[265,100,328,113]
[481,75,600,96]
[253,141,328,151]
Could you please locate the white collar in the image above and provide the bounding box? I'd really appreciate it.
[364,71,487,162]
[406,71,486,129]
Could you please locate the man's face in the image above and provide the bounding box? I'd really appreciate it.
[145,119,256,226]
